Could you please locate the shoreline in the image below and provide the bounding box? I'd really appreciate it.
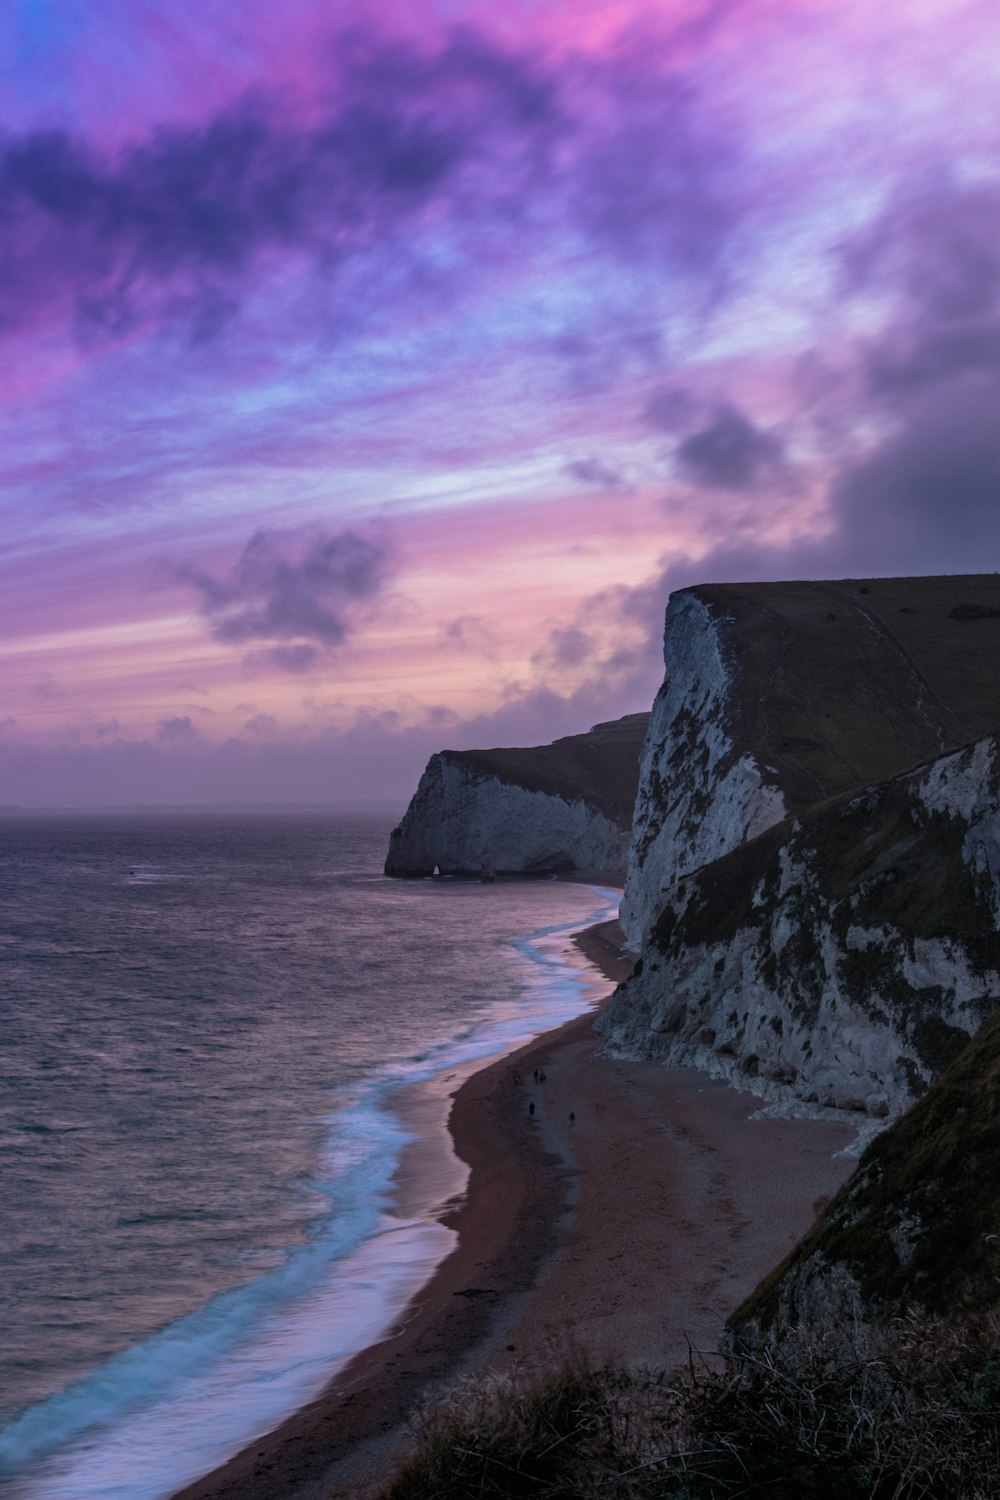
[173,915,856,1500]
[170,913,626,1500]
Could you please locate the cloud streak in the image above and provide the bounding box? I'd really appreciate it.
[0,21,755,352]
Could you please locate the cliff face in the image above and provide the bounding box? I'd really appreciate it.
[385,714,648,878]
[620,592,785,944]
[600,734,1000,1120]
[621,575,1000,946]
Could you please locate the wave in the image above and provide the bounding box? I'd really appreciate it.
[0,888,618,1500]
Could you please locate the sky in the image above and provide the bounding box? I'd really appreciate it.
[2,0,1000,805]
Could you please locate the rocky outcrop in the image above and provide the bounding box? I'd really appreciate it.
[620,591,786,945]
[599,734,1000,1120]
[621,575,1000,946]
[385,714,648,879]
[730,1006,1000,1338]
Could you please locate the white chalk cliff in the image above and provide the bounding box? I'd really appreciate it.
[620,591,786,946]
[608,575,1000,1120]
[602,734,1000,1121]
[385,714,647,878]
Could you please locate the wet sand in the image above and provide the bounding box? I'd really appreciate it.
[172,919,856,1500]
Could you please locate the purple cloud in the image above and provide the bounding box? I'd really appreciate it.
[0,23,752,352]
[157,715,198,741]
[441,615,497,654]
[819,178,1000,571]
[830,375,1000,573]
[531,624,598,672]
[177,527,391,665]
[565,457,624,490]
[572,65,746,278]
[642,385,701,432]
[676,403,785,490]
[0,29,560,345]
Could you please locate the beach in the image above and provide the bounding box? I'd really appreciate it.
[172,918,857,1500]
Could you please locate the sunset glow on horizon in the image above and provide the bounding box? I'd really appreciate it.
[3,0,1000,804]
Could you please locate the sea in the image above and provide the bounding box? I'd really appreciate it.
[0,810,617,1500]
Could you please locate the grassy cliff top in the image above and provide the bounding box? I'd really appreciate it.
[442,712,649,830]
[732,1006,1000,1332]
[690,574,1000,811]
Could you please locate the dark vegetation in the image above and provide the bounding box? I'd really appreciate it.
[732,1008,1000,1333]
[444,713,650,829]
[694,575,1000,812]
[377,1318,1000,1499]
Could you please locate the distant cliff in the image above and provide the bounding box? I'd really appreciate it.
[621,576,1000,946]
[385,713,648,879]
[600,732,1000,1119]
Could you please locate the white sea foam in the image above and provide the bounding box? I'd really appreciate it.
[1,887,618,1500]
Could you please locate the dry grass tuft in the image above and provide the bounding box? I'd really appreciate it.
[375,1314,1000,1499]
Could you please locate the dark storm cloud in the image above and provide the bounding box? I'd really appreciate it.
[0,23,748,347]
[866,321,1000,397]
[177,528,390,666]
[830,375,1000,572]
[675,403,784,490]
[847,179,1000,400]
[819,178,1000,572]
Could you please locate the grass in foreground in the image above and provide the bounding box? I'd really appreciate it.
[377,1316,1000,1499]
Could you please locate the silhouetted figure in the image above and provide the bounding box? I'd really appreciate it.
[539,1070,547,1083]
[528,1101,535,1119]
[533,1069,539,1083]
[569,1111,576,1126]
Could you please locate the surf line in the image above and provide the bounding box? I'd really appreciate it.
[1,890,620,1500]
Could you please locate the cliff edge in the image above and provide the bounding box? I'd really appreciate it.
[622,575,1000,945]
[385,713,648,879]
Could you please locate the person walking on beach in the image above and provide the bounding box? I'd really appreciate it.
[533,1069,539,1083]
[528,1101,535,1119]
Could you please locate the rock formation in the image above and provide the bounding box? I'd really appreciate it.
[599,733,1000,1119]
[384,713,648,879]
[621,575,1000,946]
[604,573,1000,1122]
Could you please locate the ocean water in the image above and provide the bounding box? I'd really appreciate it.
[0,810,616,1499]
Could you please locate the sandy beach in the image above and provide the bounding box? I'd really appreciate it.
[172,918,857,1500]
